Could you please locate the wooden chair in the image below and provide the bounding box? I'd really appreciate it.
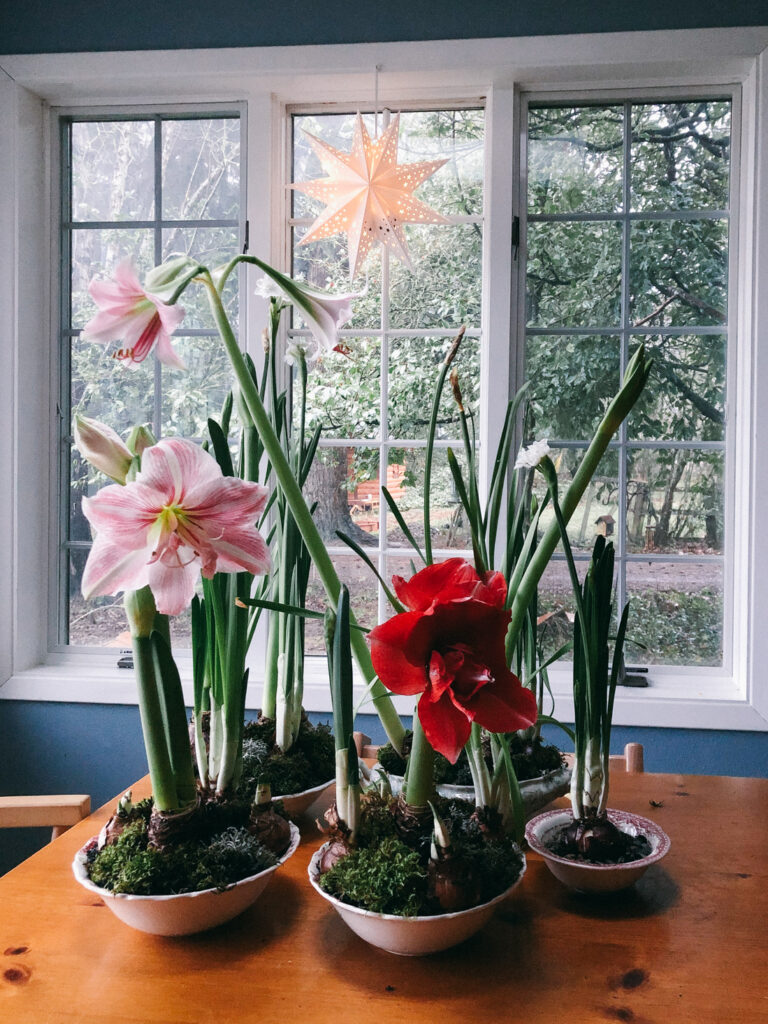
[354,733,645,775]
[0,795,91,842]
[563,743,645,774]
[353,732,379,760]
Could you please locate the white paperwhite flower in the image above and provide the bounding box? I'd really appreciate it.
[285,339,320,368]
[255,276,283,300]
[514,439,551,470]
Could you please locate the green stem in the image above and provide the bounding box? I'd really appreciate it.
[201,271,406,752]
[130,633,179,812]
[404,714,434,807]
[466,722,492,808]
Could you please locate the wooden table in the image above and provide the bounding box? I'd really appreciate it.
[1,771,766,1024]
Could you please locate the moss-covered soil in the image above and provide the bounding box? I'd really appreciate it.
[318,794,524,917]
[86,800,280,896]
[377,731,565,786]
[239,715,335,797]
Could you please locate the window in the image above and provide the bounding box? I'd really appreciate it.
[59,112,242,647]
[287,108,484,649]
[521,98,732,672]
[1,30,766,728]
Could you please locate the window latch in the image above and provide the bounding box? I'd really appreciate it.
[242,219,250,255]
[511,215,520,261]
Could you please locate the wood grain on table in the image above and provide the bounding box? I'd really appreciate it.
[1,772,766,1024]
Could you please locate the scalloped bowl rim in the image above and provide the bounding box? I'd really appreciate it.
[525,808,671,871]
[308,841,527,923]
[72,820,301,903]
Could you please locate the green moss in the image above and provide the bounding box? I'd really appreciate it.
[319,836,427,916]
[239,719,335,798]
[88,820,278,896]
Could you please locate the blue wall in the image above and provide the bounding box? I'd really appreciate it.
[2,700,766,874]
[1,1,767,54]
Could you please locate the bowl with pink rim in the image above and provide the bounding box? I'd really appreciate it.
[525,808,671,894]
[72,822,300,936]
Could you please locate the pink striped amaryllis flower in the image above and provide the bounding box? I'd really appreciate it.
[82,261,186,369]
[81,438,270,616]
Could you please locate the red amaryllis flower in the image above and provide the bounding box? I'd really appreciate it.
[369,559,537,763]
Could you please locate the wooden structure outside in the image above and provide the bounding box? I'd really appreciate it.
[0,771,766,1022]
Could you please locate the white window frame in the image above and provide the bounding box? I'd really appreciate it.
[0,27,766,733]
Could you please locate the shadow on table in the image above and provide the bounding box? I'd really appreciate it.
[554,865,680,920]
[311,891,556,1002]
[173,873,302,955]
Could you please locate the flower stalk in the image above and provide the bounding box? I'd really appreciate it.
[505,344,651,658]
[197,265,406,752]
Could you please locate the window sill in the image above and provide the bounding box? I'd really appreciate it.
[1,655,766,732]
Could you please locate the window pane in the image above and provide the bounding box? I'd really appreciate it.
[300,336,381,441]
[388,334,479,441]
[630,218,728,327]
[626,449,724,555]
[389,224,482,331]
[631,101,731,212]
[628,335,726,442]
[526,221,622,328]
[385,447,473,551]
[71,120,154,222]
[398,109,485,217]
[71,334,155,434]
[525,334,620,440]
[162,117,240,221]
[161,337,232,439]
[625,561,723,666]
[68,550,127,647]
[528,105,624,214]
[304,447,380,545]
[63,112,241,646]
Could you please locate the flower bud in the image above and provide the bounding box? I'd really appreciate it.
[74,415,133,484]
[144,255,198,301]
[450,369,464,413]
[125,424,156,458]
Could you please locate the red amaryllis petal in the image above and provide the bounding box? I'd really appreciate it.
[462,670,538,733]
[369,611,433,696]
[476,570,507,608]
[417,689,472,764]
[393,558,483,611]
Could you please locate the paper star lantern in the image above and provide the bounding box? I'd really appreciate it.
[290,113,449,277]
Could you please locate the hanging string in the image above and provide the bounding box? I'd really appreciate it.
[374,63,382,138]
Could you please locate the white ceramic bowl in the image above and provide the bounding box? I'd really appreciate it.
[308,842,526,955]
[276,778,334,818]
[72,822,300,936]
[525,808,671,893]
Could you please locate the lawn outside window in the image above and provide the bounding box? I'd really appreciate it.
[0,28,766,732]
